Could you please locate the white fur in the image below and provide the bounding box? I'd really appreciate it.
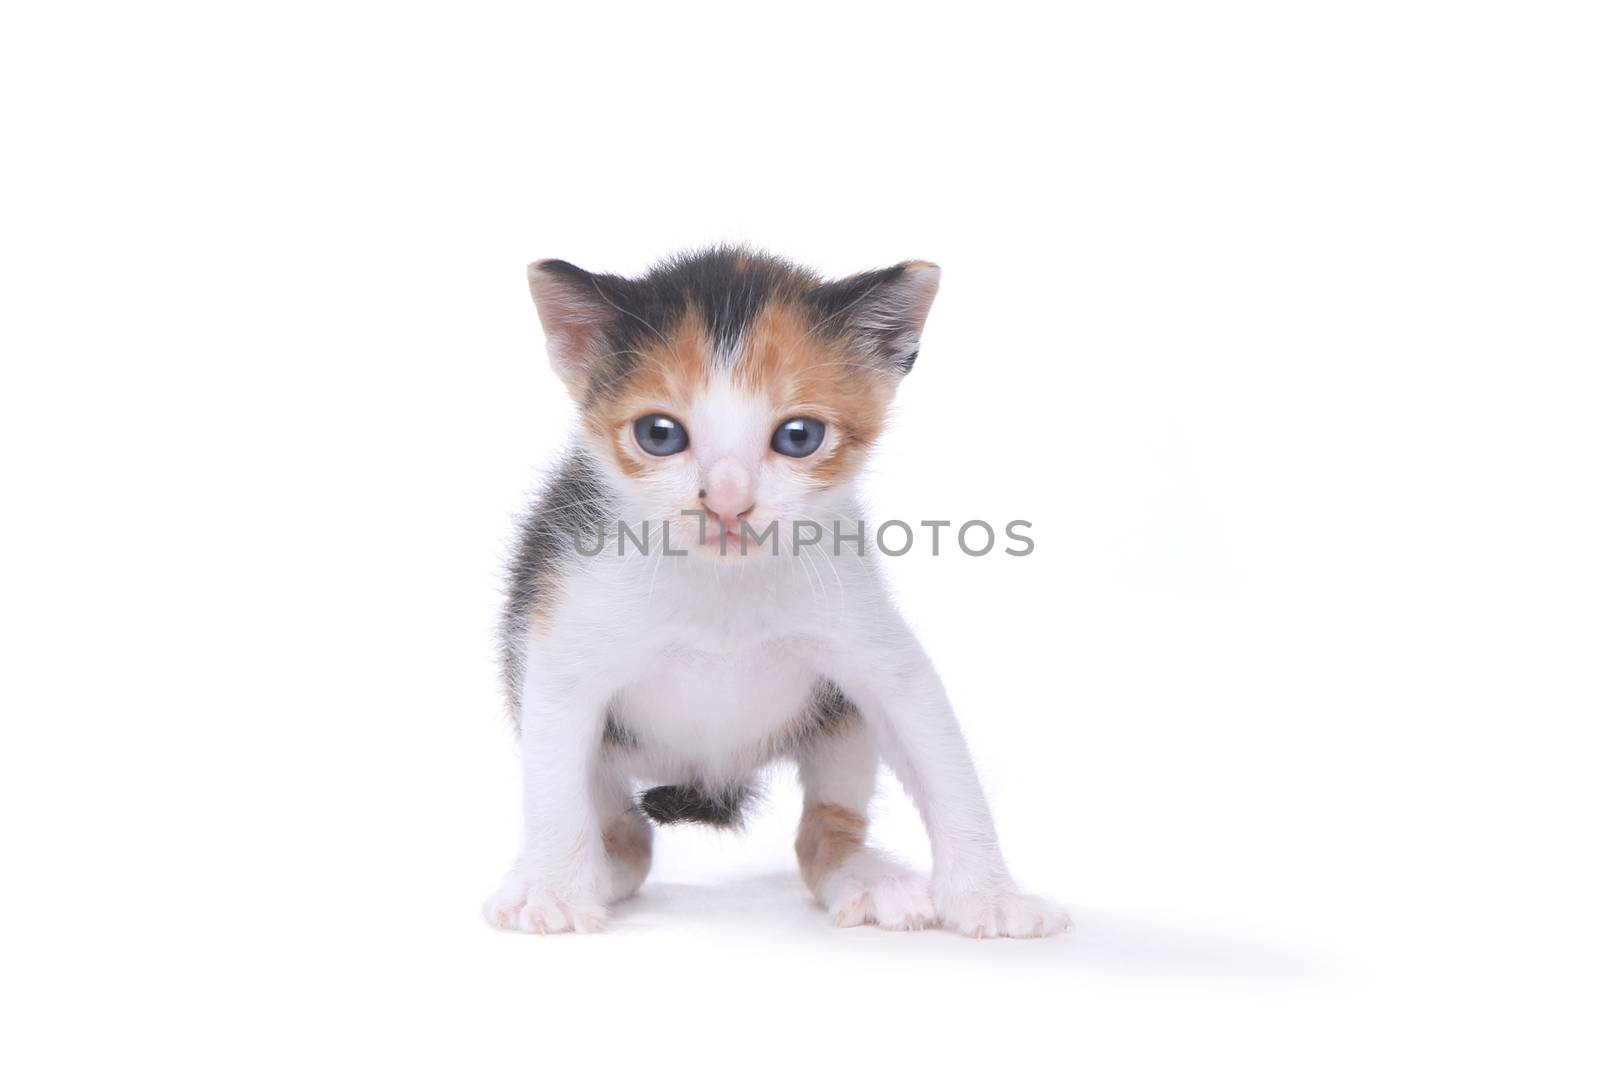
[486,368,1068,938]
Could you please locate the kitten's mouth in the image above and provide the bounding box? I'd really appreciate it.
[703,523,749,553]
[673,508,773,558]
[685,517,766,558]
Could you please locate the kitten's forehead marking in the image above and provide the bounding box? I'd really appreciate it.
[623,248,793,371]
[688,370,773,462]
[711,327,748,371]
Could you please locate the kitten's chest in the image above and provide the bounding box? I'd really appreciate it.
[611,636,820,762]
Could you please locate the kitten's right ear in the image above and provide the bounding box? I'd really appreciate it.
[527,259,617,392]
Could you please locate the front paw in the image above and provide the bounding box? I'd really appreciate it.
[483,869,608,934]
[934,881,1071,939]
[820,852,937,931]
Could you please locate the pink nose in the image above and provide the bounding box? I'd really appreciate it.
[702,459,756,528]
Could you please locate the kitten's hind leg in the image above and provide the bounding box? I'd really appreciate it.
[596,758,652,903]
[795,719,934,931]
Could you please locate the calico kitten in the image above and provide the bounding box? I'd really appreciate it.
[485,248,1068,938]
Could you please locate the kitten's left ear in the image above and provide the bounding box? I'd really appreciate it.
[807,260,941,375]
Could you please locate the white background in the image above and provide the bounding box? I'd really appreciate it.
[3,2,1596,1063]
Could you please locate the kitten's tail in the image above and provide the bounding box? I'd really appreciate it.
[636,782,754,829]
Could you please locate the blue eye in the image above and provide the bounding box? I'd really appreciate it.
[633,415,689,456]
[772,417,825,458]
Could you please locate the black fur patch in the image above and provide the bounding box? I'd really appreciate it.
[499,450,612,722]
[641,248,804,363]
[637,783,754,828]
[798,678,859,741]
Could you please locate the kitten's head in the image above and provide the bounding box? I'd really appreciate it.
[527,247,939,557]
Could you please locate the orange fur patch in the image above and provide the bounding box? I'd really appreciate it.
[795,802,867,895]
[736,300,896,486]
[602,813,653,886]
[584,305,713,476]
